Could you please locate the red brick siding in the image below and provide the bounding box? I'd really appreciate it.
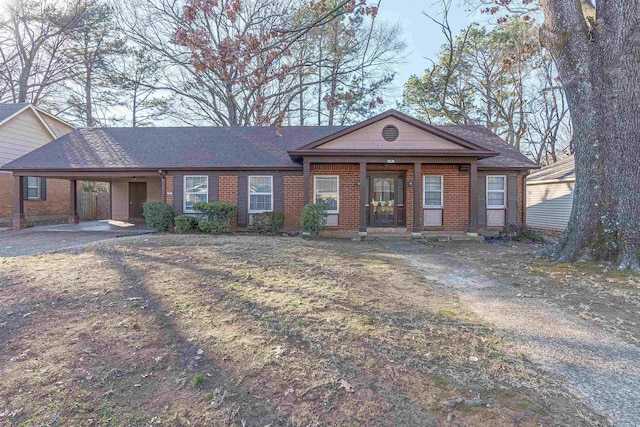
[219,175,238,203]
[165,175,174,206]
[284,175,304,231]
[421,164,469,232]
[0,174,70,221]
[218,175,238,229]
[311,164,359,231]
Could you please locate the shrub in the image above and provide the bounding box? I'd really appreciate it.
[174,214,199,233]
[301,204,327,235]
[193,202,237,233]
[142,201,174,232]
[252,212,285,233]
[198,219,230,233]
[498,224,545,243]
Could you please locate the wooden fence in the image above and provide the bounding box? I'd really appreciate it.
[78,191,111,220]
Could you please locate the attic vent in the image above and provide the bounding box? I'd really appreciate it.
[382,125,399,141]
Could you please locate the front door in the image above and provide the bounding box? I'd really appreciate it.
[369,175,407,227]
[128,182,147,220]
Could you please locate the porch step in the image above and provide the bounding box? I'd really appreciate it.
[364,231,484,242]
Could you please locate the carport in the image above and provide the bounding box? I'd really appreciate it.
[9,170,165,230]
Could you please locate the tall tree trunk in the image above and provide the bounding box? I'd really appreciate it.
[540,0,640,269]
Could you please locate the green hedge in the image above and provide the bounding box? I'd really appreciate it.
[252,212,285,233]
[174,215,199,233]
[193,202,237,233]
[301,204,327,235]
[142,201,174,232]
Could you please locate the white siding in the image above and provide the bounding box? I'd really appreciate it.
[0,108,54,166]
[39,113,74,138]
[527,181,574,231]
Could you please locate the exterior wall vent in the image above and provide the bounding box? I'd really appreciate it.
[382,124,399,141]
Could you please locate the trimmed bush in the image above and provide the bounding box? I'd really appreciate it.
[198,219,230,233]
[252,212,285,233]
[193,202,237,233]
[301,204,327,236]
[142,201,174,232]
[174,215,199,233]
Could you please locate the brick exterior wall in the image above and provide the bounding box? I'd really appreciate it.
[310,164,360,231]
[421,164,469,232]
[219,175,238,203]
[0,174,70,223]
[165,175,174,206]
[283,175,304,231]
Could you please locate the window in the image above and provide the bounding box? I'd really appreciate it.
[184,176,208,212]
[423,175,443,208]
[249,176,273,213]
[314,176,339,213]
[27,177,40,199]
[487,175,506,208]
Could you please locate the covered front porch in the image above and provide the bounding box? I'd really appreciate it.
[301,157,480,237]
[11,169,166,230]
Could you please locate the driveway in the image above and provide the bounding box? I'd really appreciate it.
[382,238,640,427]
[0,220,154,257]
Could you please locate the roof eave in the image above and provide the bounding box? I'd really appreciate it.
[288,149,499,160]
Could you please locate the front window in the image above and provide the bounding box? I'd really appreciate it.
[423,175,443,208]
[27,177,40,199]
[184,176,208,212]
[249,176,273,213]
[314,175,339,213]
[487,175,506,208]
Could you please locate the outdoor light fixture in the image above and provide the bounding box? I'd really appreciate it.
[409,181,414,187]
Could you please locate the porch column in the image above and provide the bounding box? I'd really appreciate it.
[468,162,478,234]
[413,162,422,236]
[303,160,310,205]
[12,175,26,230]
[359,161,367,235]
[68,180,80,224]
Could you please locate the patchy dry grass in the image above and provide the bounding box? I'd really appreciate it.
[0,235,605,425]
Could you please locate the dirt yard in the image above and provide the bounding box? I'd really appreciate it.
[0,234,627,426]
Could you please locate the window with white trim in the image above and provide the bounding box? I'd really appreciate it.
[487,175,506,208]
[27,177,40,199]
[249,176,273,213]
[423,175,443,208]
[314,175,339,213]
[184,176,208,212]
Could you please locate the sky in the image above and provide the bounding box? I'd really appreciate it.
[377,0,480,101]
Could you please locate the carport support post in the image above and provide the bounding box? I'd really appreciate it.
[359,162,367,235]
[68,180,80,224]
[303,160,310,205]
[468,162,478,234]
[413,162,422,236]
[12,175,26,230]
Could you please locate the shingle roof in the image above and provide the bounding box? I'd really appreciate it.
[2,126,344,169]
[0,103,29,124]
[2,121,538,171]
[527,156,575,183]
[437,125,538,169]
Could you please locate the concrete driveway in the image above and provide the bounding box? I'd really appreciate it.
[0,220,154,257]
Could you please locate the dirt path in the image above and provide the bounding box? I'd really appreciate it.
[381,238,640,427]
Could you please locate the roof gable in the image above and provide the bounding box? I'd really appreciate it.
[296,110,491,153]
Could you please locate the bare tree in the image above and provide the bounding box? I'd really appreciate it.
[474,0,640,269]
[0,0,86,105]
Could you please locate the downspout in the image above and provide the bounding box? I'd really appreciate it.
[158,169,167,203]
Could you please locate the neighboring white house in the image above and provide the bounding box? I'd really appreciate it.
[526,156,575,231]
